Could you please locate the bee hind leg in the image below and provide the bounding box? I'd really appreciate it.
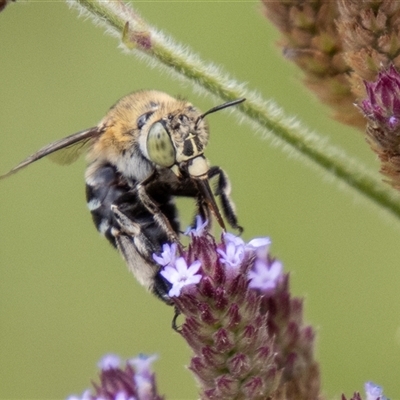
[111,205,173,305]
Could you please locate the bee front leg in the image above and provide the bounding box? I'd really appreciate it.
[193,195,213,230]
[208,166,243,233]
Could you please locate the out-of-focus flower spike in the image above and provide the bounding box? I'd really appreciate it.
[359,64,400,190]
[365,381,387,400]
[342,394,363,400]
[342,381,390,400]
[336,1,400,97]
[67,354,163,400]
[262,0,365,128]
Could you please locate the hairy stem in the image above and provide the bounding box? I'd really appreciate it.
[69,0,400,219]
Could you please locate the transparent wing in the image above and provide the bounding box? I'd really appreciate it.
[47,137,92,165]
[0,126,102,179]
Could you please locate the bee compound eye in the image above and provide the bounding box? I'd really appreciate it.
[147,122,176,167]
[137,111,154,130]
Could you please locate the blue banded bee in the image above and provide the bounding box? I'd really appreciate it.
[1,91,244,304]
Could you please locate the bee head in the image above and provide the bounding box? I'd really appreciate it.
[144,96,245,178]
[93,92,244,181]
[146,105,208,170]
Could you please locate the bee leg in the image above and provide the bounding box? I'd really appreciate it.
[193,195,213,230]
[172,306,182,333]
[111,205,173,306]
[136,175,181,245]
[111,205,152,255]
[208,166,243,234]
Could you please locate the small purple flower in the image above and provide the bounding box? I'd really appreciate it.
[97,353,121,370]
[217,232,246,275]
[246,237,271,259]
[160,257,202,297]
[152,242,177,267]
[248,259,282,293]
[66,390,92,400]
[217,241,245,271]
[114,393,135,400]
[361,64,400,131]
[184,215,208,236]
[223,232,245,247]
[365,382,387,400]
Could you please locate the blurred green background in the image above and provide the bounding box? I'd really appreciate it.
[1,1,400,399]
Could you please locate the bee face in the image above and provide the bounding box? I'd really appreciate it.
[90,91,209,180]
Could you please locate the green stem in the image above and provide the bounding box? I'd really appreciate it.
[69,0,400,219]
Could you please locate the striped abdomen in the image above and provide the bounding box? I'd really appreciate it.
[85,161,179,246]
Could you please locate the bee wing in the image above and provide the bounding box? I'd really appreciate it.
[0,126,103,179]
[47,136,92,166]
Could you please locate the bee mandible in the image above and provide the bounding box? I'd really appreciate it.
[1,90,244,303]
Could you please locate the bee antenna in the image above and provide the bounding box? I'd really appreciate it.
[195,98,245,127]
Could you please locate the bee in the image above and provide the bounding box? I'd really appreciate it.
[1,90,244,304]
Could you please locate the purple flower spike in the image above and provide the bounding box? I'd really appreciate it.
[160,257,202,297]
[152,242,177,267]
[248,259,283,293]
[365,382,387,400]
[164,227,320,399]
